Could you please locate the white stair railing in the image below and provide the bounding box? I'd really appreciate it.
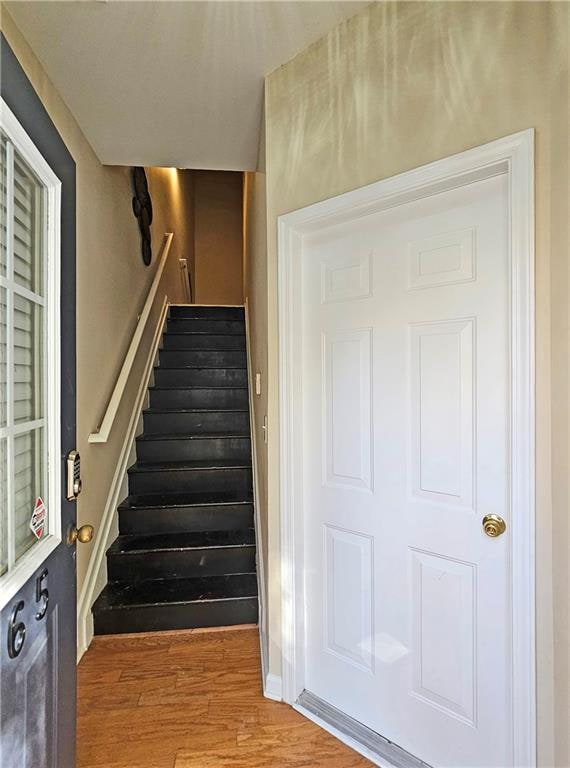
[88,232,174,444]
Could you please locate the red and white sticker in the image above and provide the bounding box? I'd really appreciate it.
[30,497,47,540]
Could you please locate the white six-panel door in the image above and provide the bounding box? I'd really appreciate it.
[301,174,511,767]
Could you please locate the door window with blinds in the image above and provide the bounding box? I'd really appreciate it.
[0,99,61,594]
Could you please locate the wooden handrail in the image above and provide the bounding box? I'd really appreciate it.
[88,233,174,444]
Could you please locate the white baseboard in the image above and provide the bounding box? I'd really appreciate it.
[264,673,283,702]
[76,296,170,662]
[244,298,270,692]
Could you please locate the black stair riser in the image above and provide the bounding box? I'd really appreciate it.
[107,547,256,582]
[153,367,248,388]
[163,334,245,351]
[143,410,249,435]
[136,436,251,464]
[149,388,248,410]
[169,306,244,321]
[167,319,244,334]
[159,349,246,368]
[118,503,254,535]
[128,466,252,495]
[93,597,258,635]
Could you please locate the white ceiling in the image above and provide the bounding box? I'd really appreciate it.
[6,1,368,170]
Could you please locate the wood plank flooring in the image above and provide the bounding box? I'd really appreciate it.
[77,626,373,768]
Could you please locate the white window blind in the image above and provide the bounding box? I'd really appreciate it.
[0,130,47,576]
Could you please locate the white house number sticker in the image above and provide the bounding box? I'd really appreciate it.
[30,498,48,539]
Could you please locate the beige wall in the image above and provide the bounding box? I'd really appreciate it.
[243,109,269,660]
[250,2,569,765]
[1,8,192,599]
[193,170,244,305]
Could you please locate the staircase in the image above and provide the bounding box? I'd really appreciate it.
[92,305,258,635]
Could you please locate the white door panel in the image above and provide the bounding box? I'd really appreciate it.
[302,174,510,767]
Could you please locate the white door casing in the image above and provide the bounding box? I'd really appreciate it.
[278,132,535,768]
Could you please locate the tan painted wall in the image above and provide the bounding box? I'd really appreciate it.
[243,110,269,660]
[193,170,244,305]
[252,2,570,765]
[1,8,193,600]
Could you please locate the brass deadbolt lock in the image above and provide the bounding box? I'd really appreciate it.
[482,514,507,538]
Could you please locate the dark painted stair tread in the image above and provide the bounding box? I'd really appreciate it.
[143,407,248,414]
[150,385,249,391]
[118,490,253,510]
[160,344,243,352]
[157,364,247,371]
[137,431,250,441]
[153,372,248,391]
[162,335,246,349]
[108,529,255,555]
[152,367,248,387]
[117,493,254,536]
[142,409,250,437]
[143,406,249,426]
[129,459,251,472]
[158,362,248,371]
[148,387,249,411]
[169,306,244,319]
[95,573,258,610]
[168,317,244,323]
[167,322,245,337]
[166,330,244,334]
[166,329,244,336]
[159,353,247,369]
[155,365,247,370]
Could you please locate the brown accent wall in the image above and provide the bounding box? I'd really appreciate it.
[193,170,243,305]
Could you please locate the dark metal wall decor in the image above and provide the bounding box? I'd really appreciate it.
[131,166,153,266]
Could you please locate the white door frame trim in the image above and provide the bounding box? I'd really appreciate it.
[278,130,535,767]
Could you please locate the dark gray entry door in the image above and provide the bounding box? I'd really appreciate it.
[0,36,77,768]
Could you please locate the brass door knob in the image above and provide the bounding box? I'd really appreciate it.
[482,514,506,538]
[68,524,94,545]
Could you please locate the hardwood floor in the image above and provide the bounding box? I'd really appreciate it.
[77,626,373,768]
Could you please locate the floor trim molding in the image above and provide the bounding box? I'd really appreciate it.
[91,624,258,644]
[264,673,283,702]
